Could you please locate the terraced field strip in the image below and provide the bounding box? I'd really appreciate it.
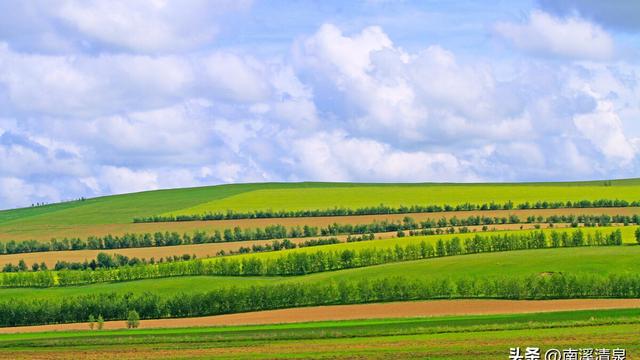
[0,221,627,267]
[2,299,640,334]
[169,182,640,215]
[1,206,637,242]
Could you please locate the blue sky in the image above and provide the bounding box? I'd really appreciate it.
[0,0,639,209]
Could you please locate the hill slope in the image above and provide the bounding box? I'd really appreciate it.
[1,179,639,241]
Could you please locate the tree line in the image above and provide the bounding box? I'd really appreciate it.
[133,199,640,223]
[0,229,623,288]
[2,271,640,327]
[2,213,636,256]
[2,238,341,274]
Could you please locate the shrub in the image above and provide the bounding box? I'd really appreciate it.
[127,310,140,329]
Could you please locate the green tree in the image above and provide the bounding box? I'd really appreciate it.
[435,239,446,257]
[17,260,27,272]
[127,310,140,329]
[97,315,104,330]
[88,314,95,330]
[636,228,640,245]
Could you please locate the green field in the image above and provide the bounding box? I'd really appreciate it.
[2,244,639,301]
[1,309,638,359]
[169,181,640,216]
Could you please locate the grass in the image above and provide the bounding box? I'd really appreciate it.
[2,244,640,301]
[1,308,639,359]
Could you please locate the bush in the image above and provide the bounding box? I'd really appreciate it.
[127,310,140,329]
[88,314,95,330]
[97,315,104,330]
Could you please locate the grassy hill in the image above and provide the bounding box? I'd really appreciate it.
[1,179,639,241]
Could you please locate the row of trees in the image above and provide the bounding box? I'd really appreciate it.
[2,213,636,256]
[4,238,341,275]
[133,199,640,223]
[0,229,623,288]
[3,272,640,327]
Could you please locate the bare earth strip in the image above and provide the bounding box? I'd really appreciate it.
[0,222,578,267]
[2,299,640,334]
[1,207,638,242]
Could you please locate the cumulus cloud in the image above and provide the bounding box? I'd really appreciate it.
[0,44,195,117]
[0,177,61,209]
[98,166,159,194]
[494,10,614,60]
[573,98,636,164]
[291,131,479,182]
[0,0,252,53]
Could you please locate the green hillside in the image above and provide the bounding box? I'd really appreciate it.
[2,179,639,228]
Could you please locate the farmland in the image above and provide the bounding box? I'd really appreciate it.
[0,221,634,268]
[1,243,640,301]
[0,308,639,359]
[168,180,640,215]
[1,180,640,358]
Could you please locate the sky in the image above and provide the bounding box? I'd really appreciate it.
[0,0,639,209]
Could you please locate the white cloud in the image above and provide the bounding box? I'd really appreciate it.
[494,10,614,60]
[202,53,270,102]
[296,24,530,145]
[0,177,60,209]
[291,132,479,182]
[55,0,251,53]
[573,98,636,164]
[99,166,159,194]
[297,24,394,83]
[0,44,194,116]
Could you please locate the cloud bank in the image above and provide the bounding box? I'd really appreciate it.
[0,1,638,209]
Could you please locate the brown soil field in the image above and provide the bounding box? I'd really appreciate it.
[1,299,639,334]
[1,207,637,242]
[0,222,576,267]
